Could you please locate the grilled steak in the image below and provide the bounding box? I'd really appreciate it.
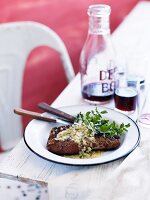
[47,125,120,155]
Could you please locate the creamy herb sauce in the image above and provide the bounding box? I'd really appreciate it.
[64,150,102,159]
[56,124,95,146]
[55,124,96,158]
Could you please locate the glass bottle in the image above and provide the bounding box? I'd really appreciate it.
[80,4,117,104]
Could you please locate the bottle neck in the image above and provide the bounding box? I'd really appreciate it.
[88,15,110,35]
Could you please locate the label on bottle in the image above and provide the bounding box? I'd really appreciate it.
[99,67,117,93]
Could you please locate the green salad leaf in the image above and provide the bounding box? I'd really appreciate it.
[74,108,130,138]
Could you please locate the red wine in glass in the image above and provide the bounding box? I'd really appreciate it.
[114,87,138,113]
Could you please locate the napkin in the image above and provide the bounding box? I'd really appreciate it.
[48,126,150,200]
[0,179,49,200]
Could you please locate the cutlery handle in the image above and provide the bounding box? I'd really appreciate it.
[14,108,57,123]
[38,102,75,122]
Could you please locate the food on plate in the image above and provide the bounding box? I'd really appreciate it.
[47,108,130,158]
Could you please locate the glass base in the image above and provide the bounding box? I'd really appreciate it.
[114,107,135,115]
[83,98,112,105]
[137,113,150,128]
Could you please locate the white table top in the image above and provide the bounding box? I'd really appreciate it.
[0,1,150,187]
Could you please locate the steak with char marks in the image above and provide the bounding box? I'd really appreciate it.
[47,125,120,155]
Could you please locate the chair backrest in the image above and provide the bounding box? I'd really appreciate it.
[0,21,75,151]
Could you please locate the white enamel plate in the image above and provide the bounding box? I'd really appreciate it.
[24,105,140,165]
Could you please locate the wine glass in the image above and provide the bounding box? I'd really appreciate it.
[114,75,138,115]
[126,55,150,126]
[137,84,150,127]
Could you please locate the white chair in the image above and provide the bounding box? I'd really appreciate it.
[0,21,75,151]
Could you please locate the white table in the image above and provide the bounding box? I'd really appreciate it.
[0,1,150,187]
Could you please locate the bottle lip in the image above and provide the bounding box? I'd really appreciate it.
[88,4,111,17]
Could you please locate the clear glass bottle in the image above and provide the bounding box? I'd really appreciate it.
[80,4,117,104]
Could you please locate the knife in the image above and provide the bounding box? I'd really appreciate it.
[14,108,72,125]
[38,102,75,122]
